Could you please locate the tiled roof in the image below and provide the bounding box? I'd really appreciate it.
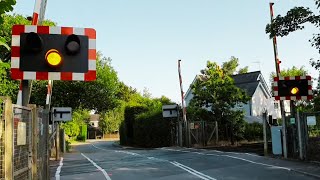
[232,71,261,97]
[90,114,100,121]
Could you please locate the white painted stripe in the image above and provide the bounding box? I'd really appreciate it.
[161,148,292,171]
[170,162,215,180]
[72,73,84,81]
[55,157,64,180]
[280,97,286,100]
[274,91,278,96]
[89,60,96,70]
[289,76,295,80]
[308,90,313,95]
[25,25,37,33]
[291,96,296,101]
[300,76,306,80]
[89,39,96,49]
[73,28,85,35]
[11,35,20,46]
[173,161,216,180]
[301,96,308,100]
[50,26,61,34]
[308,80,312,86]
[91,144,106,151]
[279,77,284,80]
[11,57,20,68]
[223,155,291,171]
[81,153,111,180]
[23,71,36,79]
[115,150,140,156]
[112,147,217,180]
[48,72,61,80]
[273,81,278,86]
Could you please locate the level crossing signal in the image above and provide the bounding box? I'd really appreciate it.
[11,25,96,81]
[273,76,313,100]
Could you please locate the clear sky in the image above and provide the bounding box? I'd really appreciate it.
[12,0,320,103]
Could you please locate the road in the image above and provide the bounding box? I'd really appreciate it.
[51,140,320,180]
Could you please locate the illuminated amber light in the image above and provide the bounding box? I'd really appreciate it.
[46,49,62,67]
[291,87,299,95]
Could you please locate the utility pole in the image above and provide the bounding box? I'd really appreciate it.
[269,2,288,158]
[178,60,189,147]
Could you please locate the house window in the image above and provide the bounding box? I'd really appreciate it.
[274,103,279,109]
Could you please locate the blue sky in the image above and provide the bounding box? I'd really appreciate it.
[13,0,320,103]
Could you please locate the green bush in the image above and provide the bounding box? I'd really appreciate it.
[119,121,127,145]
[119,105,148,145]
[133,109,171,148]
[77,125,87,141]
[244,122,263,141]
[66,140,71,152]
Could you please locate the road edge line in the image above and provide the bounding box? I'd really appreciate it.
[170,161,210,180]
[81,153,112,180]
[55,157,64,180]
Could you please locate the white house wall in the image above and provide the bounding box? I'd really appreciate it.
[251,84,275,119]
[185,90,194,107]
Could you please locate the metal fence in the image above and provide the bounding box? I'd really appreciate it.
[302,113,320,162]
[0,97,54,180]
[0,99,5,180]
[37,108,49,180]
[12,105,32,180]
[189,121,218,147]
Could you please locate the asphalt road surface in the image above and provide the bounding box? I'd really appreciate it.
[51,140,320,180]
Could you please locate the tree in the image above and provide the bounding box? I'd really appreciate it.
[142,87,152,98]
[191,61,250,143]
[61,108,90,139]
[238,66,249,74]
[221,56,239,75]
[269,66,308,83]
[0,0,16,24]
[99,104,125,134]
[0,61,19,101]
[265,1,320,69]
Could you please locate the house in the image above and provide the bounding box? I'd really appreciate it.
[88,114,103,139]
[184,71,286,123]
[89,114,100,128]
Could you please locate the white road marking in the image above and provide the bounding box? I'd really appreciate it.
[92,143,107,151]
[55,157,64,180]
[113,149,217,180]
[161,148,292,171]
[115,150,141,156]
[223,155,291,171]
[81,153,112,180]
[171,161,217,180]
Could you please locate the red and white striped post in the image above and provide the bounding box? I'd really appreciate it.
[16,0,43,106]
[269,2,288,158]
[178,60,189,147]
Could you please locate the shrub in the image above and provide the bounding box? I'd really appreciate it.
[133,109,171,148]
[119,105,148,145]
[244,122,263,141]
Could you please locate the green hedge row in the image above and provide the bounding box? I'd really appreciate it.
[120,105,171,148]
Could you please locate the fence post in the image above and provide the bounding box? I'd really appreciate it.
[215,121,218,144]
[28,104,38,180]
[296,111,304,160]
[263,112,268,156]
[56,123,60,160]
[4,98,13,180]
